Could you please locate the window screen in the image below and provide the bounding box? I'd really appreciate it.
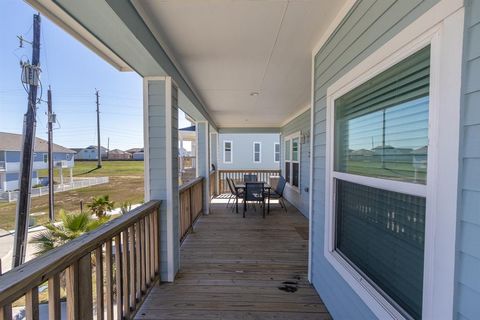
[335,179,425,319]
[334,46,430,184]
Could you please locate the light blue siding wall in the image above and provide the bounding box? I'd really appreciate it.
[217,133,280,170]
[311,0,439,318]
[6,151,20,162]
[146,79,180,280]
[280,110,310,217]
[456,1,480,319]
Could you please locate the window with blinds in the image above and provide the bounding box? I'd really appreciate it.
[332,46,430,319]
[334,46,430,184]
[224,141,232,163]
[284,134,300,189]
[253,142,261,163]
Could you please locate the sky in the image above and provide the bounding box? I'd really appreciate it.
[0,0,190,151]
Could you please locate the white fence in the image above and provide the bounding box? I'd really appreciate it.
[0,177,109,202]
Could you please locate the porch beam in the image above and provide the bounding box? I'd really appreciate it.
[218,127,281,134]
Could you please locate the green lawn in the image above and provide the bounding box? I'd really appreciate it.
[0,161,145,230]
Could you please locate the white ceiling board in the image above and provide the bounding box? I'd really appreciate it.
[133,0,347,127]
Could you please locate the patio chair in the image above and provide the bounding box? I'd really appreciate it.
[243,182,266,218]
[227,177,243,213]
[243,174,258,182]
[268,175,287,212]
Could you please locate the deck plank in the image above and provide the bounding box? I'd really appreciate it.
[135,201,331,319]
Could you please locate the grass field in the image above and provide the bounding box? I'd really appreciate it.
[0,161,144,230]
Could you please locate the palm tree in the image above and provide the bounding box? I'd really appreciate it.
[88,195,115,218]
[30,210,109,256]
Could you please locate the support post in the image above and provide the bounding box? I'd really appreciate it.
[143,77,179,282]
[196,122,210,214]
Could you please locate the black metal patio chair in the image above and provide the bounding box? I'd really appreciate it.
[227,177,243,213]
[243,174,258,182]
[268,175,287,212]
[243,182,266,218]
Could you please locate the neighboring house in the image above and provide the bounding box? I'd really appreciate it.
[107,149,132,160]
[217,133,280,170]
[75,145,108,160]
[0,132,75,191]
[132,149,144,161]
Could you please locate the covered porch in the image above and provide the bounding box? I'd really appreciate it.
[135,201,329,320]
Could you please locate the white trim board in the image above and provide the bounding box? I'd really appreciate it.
[322,1,464,319]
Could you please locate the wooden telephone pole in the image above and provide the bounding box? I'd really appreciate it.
[13,14,41,267]
[47,87,55,221]
[96,89,102,168]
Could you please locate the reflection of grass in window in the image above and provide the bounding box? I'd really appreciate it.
[346,160,426,183]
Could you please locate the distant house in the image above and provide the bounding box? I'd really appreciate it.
[132,149,144,161]
[217,133,280,170]
[126,147,143,155]
[0,132,75,191]
[108,149,132,160]
[75,145,108,160]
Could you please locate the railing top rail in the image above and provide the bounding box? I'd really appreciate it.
[179,176,204,193]
[218,169,280,173]
[0,200,161,305]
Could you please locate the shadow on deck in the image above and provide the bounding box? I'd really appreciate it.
[135,198,331,319]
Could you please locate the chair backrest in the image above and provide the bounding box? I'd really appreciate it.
[244,174,258,182]
[245,182,265,201]
[275,176,287,196]
[226,177,235,194]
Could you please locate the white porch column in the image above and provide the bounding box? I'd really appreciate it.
[144,76,180,282]
[210,131,218,195]
[196,121,210,214]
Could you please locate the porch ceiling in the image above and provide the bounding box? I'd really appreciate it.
[132,0,347,128]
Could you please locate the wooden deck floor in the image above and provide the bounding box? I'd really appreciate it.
[135,199,331,320]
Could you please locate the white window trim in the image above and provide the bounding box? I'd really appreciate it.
[284,132,301,192]
[253,142,262,163]
[274,142,280,163]
[223,140,233,164]
[323,2,464,319]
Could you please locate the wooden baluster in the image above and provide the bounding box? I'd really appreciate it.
[0,305,12,320]
[0,262,12,320]
[121,230,130,318]
[114,235,123,320]
[135,221,142,300]
[105,240,114,320]
[145,216,151,286]
[128,225,136,311]
[78,254,93,320]
[95,246,104,320]
[140,218,147,293]
[25,287,39,320]
[66,261,79,319]
[149,212,155,280]
[48,274,61,320]
[153,209,159,274]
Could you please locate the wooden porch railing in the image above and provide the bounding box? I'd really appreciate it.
[218,169,281,193]
[179,177,203,242]
[0,201,161,320]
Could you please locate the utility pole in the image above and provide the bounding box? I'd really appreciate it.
[96,89,102,168]
[107,137,110,159]
[13,14,41,267]
[47,87,55,222]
